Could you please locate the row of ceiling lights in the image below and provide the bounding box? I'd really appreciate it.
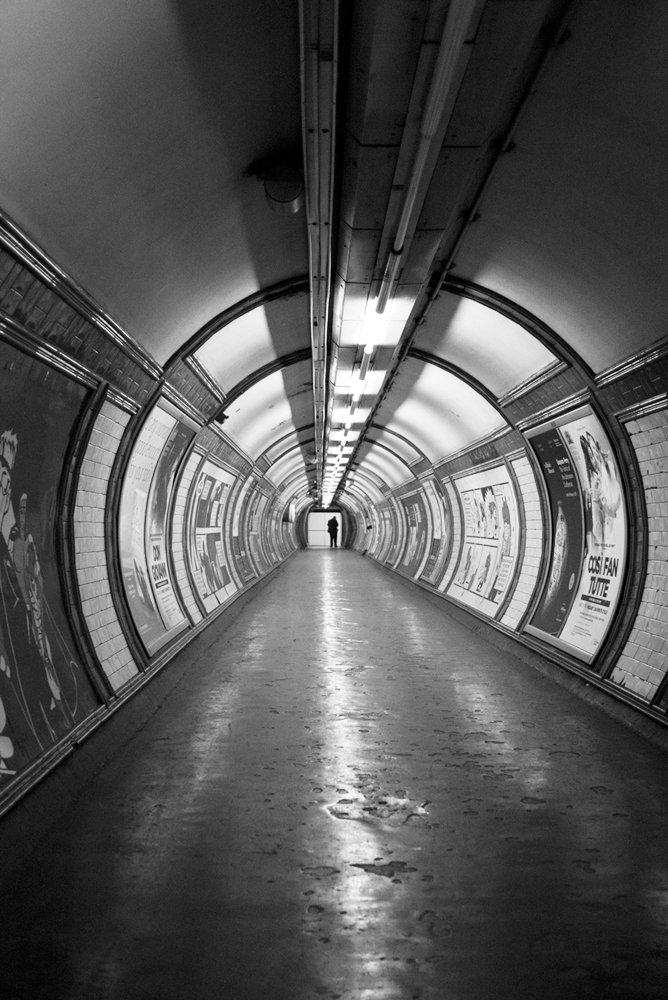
[318,0,482,508]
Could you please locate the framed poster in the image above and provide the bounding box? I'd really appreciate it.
[0,340,99,783]
[246,489,271,573]
[118,402,191,654]
[419,477,453,586]
[525,406,627,663]
[147,405,196,626]
[377,503,395,564]
[446,464,520,617]
[230,477,257,583]
[186,459,238,612]
[399,492,428,577]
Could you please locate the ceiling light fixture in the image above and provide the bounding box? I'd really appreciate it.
[358,344,373,381]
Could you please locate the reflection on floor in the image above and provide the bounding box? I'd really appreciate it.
[2,550,668,999]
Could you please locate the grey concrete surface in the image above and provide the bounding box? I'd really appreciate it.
[2,550,667,999]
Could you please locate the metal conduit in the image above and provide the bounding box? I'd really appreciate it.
[299,0,339,499]
[375,0,482,314]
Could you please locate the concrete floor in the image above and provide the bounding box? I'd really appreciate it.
[2,550,668,999]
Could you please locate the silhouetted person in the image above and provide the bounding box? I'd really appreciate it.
[327,516,339,548]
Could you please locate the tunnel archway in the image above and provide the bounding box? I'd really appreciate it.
[0,0,666,817]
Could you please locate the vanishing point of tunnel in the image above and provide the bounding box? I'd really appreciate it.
[1,3,668,998]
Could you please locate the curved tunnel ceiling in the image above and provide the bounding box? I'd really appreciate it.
[0,0,663,511]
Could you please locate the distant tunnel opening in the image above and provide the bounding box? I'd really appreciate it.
[307,509,343,548]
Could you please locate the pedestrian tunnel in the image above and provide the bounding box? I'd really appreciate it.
[0,327,663,821]
[1,0,668,824]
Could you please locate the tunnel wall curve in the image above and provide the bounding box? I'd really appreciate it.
[0,234,300,815]
[1,218,668,812]
[346,384,668,724]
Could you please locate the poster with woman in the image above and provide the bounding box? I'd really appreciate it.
[0,341,99,783]
[447,465,520,617]
[526,407,626,662]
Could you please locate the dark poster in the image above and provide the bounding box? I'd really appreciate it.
[528,427,585,636]
[0,343,99,783]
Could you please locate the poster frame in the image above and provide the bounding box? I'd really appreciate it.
[182,452,239,614]
[0,331,104,785]
[397,490,429,578]
[418,474,454,587]
[445,460,523,618]
[116,400,193,656]
[523,403,628,665]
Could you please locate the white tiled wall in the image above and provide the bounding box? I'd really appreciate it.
[73,401,140,691]
[502,455,544,630]
[610,409,668,700]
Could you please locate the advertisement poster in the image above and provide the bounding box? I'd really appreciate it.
[231,478,257,583]
[419,478,452,585]
[232,477,256,583]
[0,342,99,783]
[399,493,428,577]
[526,427,584,636]
[146,406,196,630]
[447,465,520,617]
[118,404,189,654]
[187,459,237,612]
[526,407,626,662]
[378,504,395,564]
[247,491,270,573]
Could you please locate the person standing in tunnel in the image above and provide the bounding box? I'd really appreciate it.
[327,515,339,548]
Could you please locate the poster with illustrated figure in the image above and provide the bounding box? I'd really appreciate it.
[186,459,237,612]
[0,341,99,786]
[446,465,520,617]
[526,407,627,663]
[118,402,191,654]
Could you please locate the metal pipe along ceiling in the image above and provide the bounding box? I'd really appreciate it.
[299,0,339,499]
[375,0,483,314]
